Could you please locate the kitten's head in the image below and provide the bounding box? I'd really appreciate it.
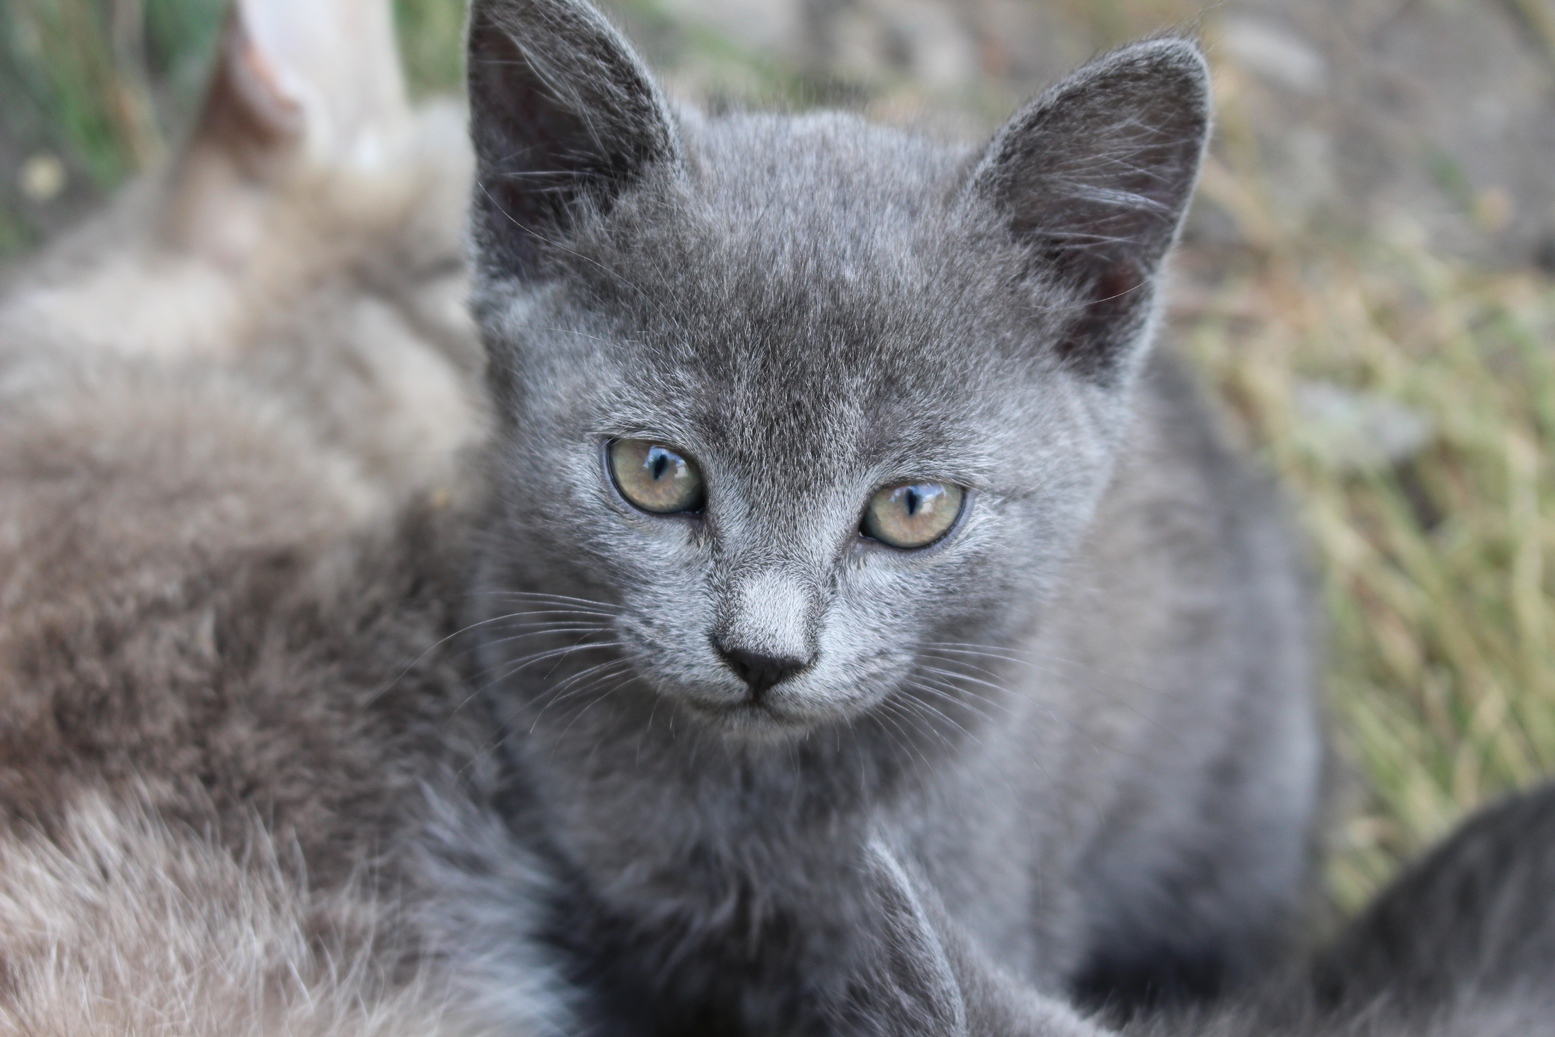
[466,0,1208,737]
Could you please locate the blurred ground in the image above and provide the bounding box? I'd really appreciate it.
[5,0,1555,913]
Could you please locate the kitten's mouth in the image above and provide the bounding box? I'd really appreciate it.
[666,678,886,740]
[674,691,823,738]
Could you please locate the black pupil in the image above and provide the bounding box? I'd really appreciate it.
[648,447,673,481]
[904,487,922,516]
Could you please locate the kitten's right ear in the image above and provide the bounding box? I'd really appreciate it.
[466,0,680,279]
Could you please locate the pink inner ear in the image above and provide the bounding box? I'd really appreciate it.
[1053,258,1151,374]
[1093,260,1145,307]
[237,36,288,104]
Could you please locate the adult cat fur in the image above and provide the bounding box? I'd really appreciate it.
[0,1,562,1033]
[461,1,1325,1033]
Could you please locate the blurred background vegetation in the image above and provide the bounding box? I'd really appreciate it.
[5,0,1555,915]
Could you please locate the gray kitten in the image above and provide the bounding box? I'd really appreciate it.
[462,0,1323,1032]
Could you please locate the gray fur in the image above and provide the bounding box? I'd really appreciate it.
[1311,779,1555,1032]
[841,785,1555,1037]
[463,1,1323,1032]
[1112,781,1555,1036]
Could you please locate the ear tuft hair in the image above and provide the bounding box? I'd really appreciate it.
[968,38,1210,382]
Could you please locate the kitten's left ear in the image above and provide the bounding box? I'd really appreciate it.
[967,39,1210,383]
[465,0,681,280]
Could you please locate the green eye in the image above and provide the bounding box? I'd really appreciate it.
[608,439,705,514]
[861,482,964,549]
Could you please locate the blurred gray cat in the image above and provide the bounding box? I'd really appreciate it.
[461,0,1324,1033]
[1307,778,1555,1035]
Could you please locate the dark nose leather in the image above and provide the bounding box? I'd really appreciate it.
[716,645,809,696]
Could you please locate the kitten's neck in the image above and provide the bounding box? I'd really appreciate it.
[490,657,952,892]
[488,664,956,1033]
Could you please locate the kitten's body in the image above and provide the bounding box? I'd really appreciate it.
[461,3,1323,1033]
[0,3,559,1033]
[482,346,1318,1032]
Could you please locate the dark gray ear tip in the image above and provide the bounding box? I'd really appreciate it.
[1141,37,1210,95]
[465,0,568,19]
[465,0,643,62]
[1083,37,1211,110]
[1119,36,1209,69]
[464,0,523,30]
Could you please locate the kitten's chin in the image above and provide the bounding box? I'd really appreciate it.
[671,693,853,742]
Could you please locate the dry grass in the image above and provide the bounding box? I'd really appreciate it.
[4,0,1553,915]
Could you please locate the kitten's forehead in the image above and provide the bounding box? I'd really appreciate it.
[686,111,965,243]
[577,112,1029,479]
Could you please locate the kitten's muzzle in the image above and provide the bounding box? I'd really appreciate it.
[714,643,812,697]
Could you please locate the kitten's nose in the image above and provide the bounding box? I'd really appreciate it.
[715,644,809,697]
